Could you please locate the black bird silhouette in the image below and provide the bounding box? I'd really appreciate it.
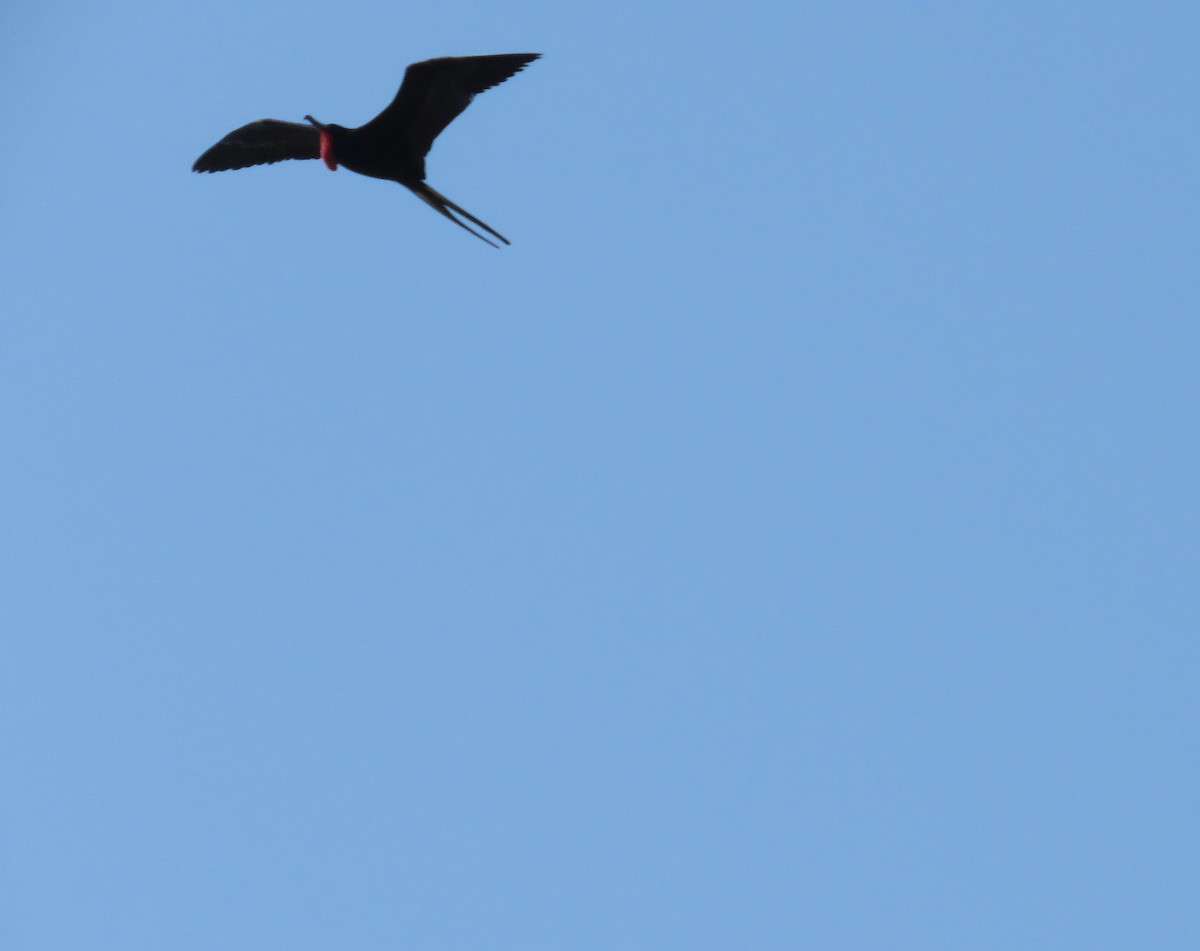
[193,53,540,247]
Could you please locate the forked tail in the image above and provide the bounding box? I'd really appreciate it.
[408,182,511,248]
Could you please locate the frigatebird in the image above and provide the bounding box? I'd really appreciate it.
[193,53,540,247]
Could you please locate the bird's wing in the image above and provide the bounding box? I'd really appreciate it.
[192,119,320,172]
[359,54,540,158]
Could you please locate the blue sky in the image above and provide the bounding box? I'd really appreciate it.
[2,1,1197,947]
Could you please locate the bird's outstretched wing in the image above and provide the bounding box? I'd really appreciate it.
[192,119,321,172]
[359,54,540,159]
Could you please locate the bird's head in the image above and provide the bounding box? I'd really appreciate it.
[304,115,341,171]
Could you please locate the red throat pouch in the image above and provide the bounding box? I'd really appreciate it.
[318,129,338,170]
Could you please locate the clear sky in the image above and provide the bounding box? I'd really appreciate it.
[2,1,1197,948]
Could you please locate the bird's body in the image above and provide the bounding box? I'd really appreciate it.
[192,54,540,247]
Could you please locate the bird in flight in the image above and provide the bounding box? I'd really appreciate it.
[193,53,540,247]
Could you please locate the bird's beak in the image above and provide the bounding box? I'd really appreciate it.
[304,115,324,130]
